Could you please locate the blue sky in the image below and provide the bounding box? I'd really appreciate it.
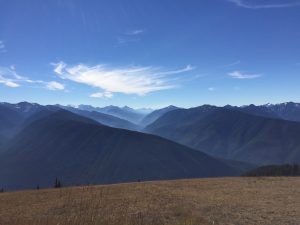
[0,0,300,108]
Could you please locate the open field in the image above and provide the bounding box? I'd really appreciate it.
[0,177,300,225]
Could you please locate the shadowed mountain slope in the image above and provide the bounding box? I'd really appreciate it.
[0,104,24,147]
[0,110,238,190]
[227,102,300,122]
[0,103,61,149]
[63,107,140,130]
[140,105,179,127]
[145,107,300,165]
[78,105,146,124]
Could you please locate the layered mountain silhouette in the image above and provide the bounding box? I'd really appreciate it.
[1,102,45,118]
[78,105,147,124]
[140,105,179,127]
[0,103,62,148]
[2,101,300,190]
[226,102,300,122]
[0,110,238,190]
[0,102,142,132]
[61,106,140,131]
[144,106,300,165]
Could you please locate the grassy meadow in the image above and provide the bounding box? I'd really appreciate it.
[0,177,299,225]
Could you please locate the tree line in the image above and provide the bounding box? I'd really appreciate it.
[243,164,300,177]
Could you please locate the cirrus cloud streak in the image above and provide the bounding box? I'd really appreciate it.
[228,71,261,79]
[228,0,300,9]
[52,62,195,97]
[0,66,65,90]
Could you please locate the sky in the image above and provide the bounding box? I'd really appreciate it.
[0,0,300,108]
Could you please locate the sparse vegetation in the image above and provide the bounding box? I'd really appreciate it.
[54,178,62,188]
[243,164,300,176]
[0,177,299,225]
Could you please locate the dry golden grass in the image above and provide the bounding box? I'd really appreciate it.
[0,177,299,225]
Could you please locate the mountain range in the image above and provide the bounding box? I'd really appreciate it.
[144,105,300,165]
[77,104,150,124]
[226,102,300,122]
[140,105,179,127]
[0,109,238,190]
[1,101,300,190]
[60,106,140,131]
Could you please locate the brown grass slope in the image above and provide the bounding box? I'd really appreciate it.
[0,177,299,225]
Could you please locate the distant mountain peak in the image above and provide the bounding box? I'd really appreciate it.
[166,105,177,109]
[122,106,135,112]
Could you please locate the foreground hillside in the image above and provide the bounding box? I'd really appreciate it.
[0,177,299,225]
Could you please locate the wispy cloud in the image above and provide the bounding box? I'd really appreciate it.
[52,61,67,74]
[228,71,261,79]
[90,91,113,98]
[52,61,195,97]
[154,65,195,76]
[0,40,6,53]
[116,29,145,46]
[0,75,19,87]
[126,29,145,35]
[228,0,300,9]
[0,67,23,87]
[0,66,65,90]
[46,81,65,91]
[225,60,241,67]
